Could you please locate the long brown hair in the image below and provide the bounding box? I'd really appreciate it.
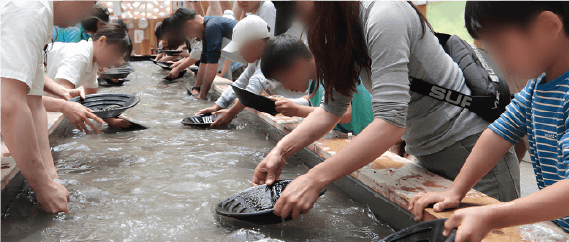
[307,2,431,102]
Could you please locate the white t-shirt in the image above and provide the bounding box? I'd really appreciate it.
[0,1,53,96]
[45,41,98,89]
[255,1,276,36]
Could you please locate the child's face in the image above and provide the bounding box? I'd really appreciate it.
[271,58,315,93]
[240,39,266,63]
[479,11,565,81]
[94,37,126,68]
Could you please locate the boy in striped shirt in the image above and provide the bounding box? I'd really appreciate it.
[408,2,569,241]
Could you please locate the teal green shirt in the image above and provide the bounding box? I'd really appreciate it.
[309,80,374,135]
[53,24,90,43]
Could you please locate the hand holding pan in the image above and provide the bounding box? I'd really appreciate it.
[215,180,327,225]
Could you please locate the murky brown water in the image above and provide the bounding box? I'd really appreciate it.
[1,62,393,241]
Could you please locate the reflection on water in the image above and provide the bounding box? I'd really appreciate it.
[2,62,393,241]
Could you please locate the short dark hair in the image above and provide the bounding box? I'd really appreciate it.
[81,5,110,33]
[171,8,197,25]
[93,23,133,61]
[261,34,313,79]
[113,19,128,33]
[465,2,569,40]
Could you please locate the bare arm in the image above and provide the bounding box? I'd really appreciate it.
[218,60,231,77]
[275,99,353,124]
[197,63,219,99]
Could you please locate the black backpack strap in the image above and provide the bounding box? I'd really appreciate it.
[409,78,500,122]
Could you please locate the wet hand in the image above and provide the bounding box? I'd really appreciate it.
[63,102,104,134]
[274,99,300,117]
[105,118,132,129]
[196,105,222,116]
[444,206,496,242]
[210,109,236,128]
[252,150,286,186]
[409,190,463,221]
[35,180,70,214]
[167,68,180,79]
[273,174,323,220]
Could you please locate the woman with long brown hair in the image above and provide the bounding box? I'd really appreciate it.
[252,1,521,220]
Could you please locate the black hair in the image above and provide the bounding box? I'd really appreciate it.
[167,8,197,43]
[465,2,569,40]
[261,34,313,79]
[171,8,197,26]
[155,24,163,40]
[157,17,184,49]
[81,5,110,33]
[93,23,133,61]
[113,19,128,33]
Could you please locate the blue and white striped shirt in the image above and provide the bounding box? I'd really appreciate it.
[489,71,569,232]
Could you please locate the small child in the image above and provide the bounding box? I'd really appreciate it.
[43,23,133,132]
[409,2,569,241]
[260,34,374,135]
[197,16,309,127]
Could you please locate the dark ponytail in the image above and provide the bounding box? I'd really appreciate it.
[307,2,370,102]
[93,23,133,61]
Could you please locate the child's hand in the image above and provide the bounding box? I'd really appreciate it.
[274,99,300,117]
[210,109,237,128]
[65,86,86,100]
[196,105,222,115]
[408,190,463,221]
[105,117,132,129]
[444,205,497,242]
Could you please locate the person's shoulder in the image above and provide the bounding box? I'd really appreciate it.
[361,1,416,25]
[259,0,276,12]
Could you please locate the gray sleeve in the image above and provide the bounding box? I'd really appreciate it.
[362,4,412,128]
[321,88,353,117]
[215,63,256,108]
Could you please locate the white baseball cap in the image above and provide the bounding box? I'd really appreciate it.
[223,15,270,53]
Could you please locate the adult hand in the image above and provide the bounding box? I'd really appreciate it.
[167,67,181,79]
[443,205,497,242]
[171,60,182,69]
[105,118,132,129]
[196,105,222,115]
[274,99,301,117]
[252,149,287,186]
[62,102,104,134]
[35,180,70,214]
[273,173,325,220]
[210,109,237,128]
[408,190,463,221]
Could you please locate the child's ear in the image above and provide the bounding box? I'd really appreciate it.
[536,11,565,40]
[98,35,107,45]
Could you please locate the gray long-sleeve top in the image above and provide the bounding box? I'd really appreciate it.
[215,60,309,109]
[322,1,489,156]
